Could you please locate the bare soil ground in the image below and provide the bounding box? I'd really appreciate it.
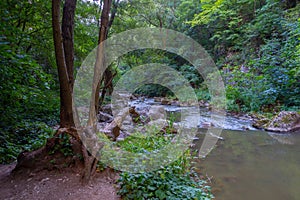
[0,163,121,200]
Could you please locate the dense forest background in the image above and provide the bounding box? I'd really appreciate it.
[1,0,299,163]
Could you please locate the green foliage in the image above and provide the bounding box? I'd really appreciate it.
[117,134,170,154]
[0,0,54,69]
[0,35,59,164]
[194,86,211,101]
[0,0,299,165]
[0,0,59,163]
[116,0,299,114]
[189,0,299,112]
[246,0,283,44]
[74,0,100,66]
[222,66,277,112]
[117,149,212,200]
[0,121,54,164]
[0,0,59,125]
[173,65,204,88]
[116,127,212,200]
[221,3,300,112]
[118,167,212,200]
[49,134,74,157]
[0,52,59,125]
[0,41,59,163]
[135,84,174,97]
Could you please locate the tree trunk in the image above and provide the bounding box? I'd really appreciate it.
[62,0,77,90]
[98,69,116,106]
[52,0,75,128]
[96,0,122,111]
[94,0,113,113]
[98,0,120,106]
[14,0,117,184]
[79,0,114,183]
[53,0,98,184]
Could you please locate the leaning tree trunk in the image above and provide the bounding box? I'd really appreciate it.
[95,0,121,113]
[98,0,120,107]
[82,0,113,183]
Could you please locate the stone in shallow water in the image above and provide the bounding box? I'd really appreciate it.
[98,111,113,122]
[265,111,300,133]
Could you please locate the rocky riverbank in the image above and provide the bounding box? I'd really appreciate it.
[253,111,300,133]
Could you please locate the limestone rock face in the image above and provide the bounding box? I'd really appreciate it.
[265,111,300,133]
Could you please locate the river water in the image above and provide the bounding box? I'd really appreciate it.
[130,98,300,200]
[194,130,300,200]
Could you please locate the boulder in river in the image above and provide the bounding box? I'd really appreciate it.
[100,104,112,115]
[252,117,270,129]
[264,111,300,133]
[98,111,113,122]
[154,97,161,102]
[161,98,172,105]
[148,105,166,121]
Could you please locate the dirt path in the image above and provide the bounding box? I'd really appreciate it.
[0,163,121,200]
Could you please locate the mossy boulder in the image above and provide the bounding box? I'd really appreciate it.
[264,111,300,133]
[252,118,270,129]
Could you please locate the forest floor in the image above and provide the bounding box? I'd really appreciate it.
[0,163,121,200]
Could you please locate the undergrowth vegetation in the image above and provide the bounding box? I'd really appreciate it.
[0,121,54,163]
[115,128,212,200]
[118,164,212,200]
[0,52,58,163]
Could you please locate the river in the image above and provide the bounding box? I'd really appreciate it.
[130,98,300,200]
[194,129,300,200]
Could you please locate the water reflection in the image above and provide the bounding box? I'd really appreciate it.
[193,130,300,200]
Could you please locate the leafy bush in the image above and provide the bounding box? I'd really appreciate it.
[118,167,212,200]
[194,86,211,101]
[116,130,213,200]
[222,66,279,112]
[134,84,174,97]
[0,30,59,164]
[0,48,59,128]
[190,0,300,113]
[0,121,54,164]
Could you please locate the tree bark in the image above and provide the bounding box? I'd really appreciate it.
[98,70,116,106]
[52,0,75,128]
[96,0,122,111]
[83,0,119,183]
[14,0,78,174]
[98,0,120,106]
[15,0,116,184]
[62,0,77,90]
[94,0,113,114]
[53,0,97,184]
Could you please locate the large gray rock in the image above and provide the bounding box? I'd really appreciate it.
[98,111,114,122]
[100,104,112,115]
[265,111,300,132]
[148,105,166,121]
[97,120,120,141]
